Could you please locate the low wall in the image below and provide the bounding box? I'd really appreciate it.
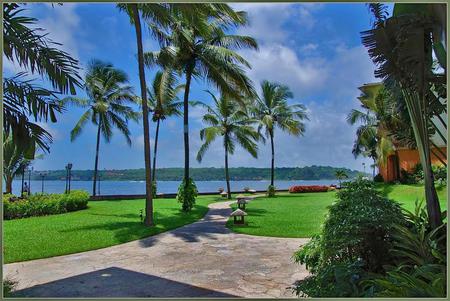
[89,189,290,201]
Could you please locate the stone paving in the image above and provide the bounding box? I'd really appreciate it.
[4,200,310,298]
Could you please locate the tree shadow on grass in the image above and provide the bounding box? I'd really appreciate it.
[12,266,236,298]
[376,183,395,197]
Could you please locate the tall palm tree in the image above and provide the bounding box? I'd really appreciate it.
[148,70,183,182]
[3,135,31,194]
[64,60,138,197]
[196,91,260,199]
[144,6,257,209]
[252,80,308,187]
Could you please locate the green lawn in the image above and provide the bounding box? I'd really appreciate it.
[4,196,217,263]
[226,184,447,238]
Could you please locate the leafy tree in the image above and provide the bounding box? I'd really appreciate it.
[148,70,183,183]
[144,5,257,209]
[3,3,82,157]
[252,80,308,187]
[362,3,446,229]
[196,92,260,199]
[335,169,348,188]
[64,60,138,196]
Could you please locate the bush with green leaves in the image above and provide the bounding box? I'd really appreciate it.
[177,178,198,211]
[3,190,89,220]
[293,178,405,297]
[267,185,276,197]
[3,278,16,297]
[363,201,447,297]
[373,173,384,182]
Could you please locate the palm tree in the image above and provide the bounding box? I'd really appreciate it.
[335,169,348,188]
[3,3,81,158]
[3,135,31,194]
[252,80,308,187]
[196,91,260,199]
[148,70,183,182]
[64,60,138,197]
[144,6,258,209]
[362,3,445,228]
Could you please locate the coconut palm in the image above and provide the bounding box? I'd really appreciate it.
[252,80,308,187]
[3,135,31,194]
[335,169,348,188]
[144,7,257,209]
[64,60,138,197]
[3,3,81,157]
[148,70,183,182]
[196,91,260,199]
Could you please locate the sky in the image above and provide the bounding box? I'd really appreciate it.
[4,3,392,172]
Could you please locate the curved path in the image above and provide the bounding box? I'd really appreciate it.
[4,200,310,298]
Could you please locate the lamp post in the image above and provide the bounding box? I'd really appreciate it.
[21,166,25,196]
[65,164,69,193]
[28,166,33,195]
[40,172,46,193]
[98,173,101,195]
[362,162,366,175]
[67,163,73,193]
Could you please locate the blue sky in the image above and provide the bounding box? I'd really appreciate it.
[4,3,392,172]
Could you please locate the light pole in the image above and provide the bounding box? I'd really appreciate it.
[65,164,69,193]
[98,173,101,195]
[28,166,33,195]
[67,163,73,193]
[40,172,46,193]
[362,162,366,175]
[21,166,25,196]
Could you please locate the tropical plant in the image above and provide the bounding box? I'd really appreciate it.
[148,69,183,184]
[196,92,260,199]
[361,3,446,229]
[293,178,406,297]
[3,135,31,194]
[144,5,258,209]
[63,60,138,196]
[177,177,198,211]
[252,80,308,187]
[363,201,446,297]
[3,3,82,157]
[335,169,348,188]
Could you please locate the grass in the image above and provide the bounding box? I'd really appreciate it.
[226,183,447,238]
[4,196,218,263]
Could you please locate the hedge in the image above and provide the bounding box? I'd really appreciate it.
[3,190,89,220]
[289,185,330,193]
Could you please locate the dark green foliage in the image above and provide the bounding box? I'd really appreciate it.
[177,178,198,211]
[293,178,405,297]
[363,201,447,297]
[3,190,89,219]
[267,185,276,197]
[3,278,16,297]
[24,166,362,181]
[373,173,384,182]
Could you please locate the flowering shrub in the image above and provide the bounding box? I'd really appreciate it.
[289,185,329,193]
[3,190,89,220]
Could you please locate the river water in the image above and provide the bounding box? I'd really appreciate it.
[9,179,338,196]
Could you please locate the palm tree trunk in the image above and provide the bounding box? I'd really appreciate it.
[270,131,275,186]
[183,66,193,186]
[5,175,13,194]
[131,4,153,226]
[152,119,160,182]
[92,122,101,196]
[224,136,231,199]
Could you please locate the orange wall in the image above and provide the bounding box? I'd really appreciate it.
[378,147,447,182]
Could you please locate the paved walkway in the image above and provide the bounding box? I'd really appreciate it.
[4,200,310,298]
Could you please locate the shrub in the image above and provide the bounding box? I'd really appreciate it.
[433,165,447,186]
[3,278,16,297]
[373,173,384,182]
[152,181,157,199]
[363,201,447,297]
[3,190,89,220]
[293,178,405,297]
[243,187,250,193]
[267,185,276,197]
[289,185,329,193]
[177,178,198,211]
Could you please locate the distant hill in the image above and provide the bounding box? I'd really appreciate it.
[27,166,363,181]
